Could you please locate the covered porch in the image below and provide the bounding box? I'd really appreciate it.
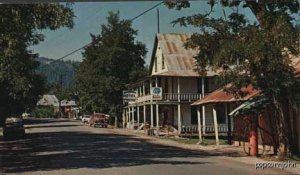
[191,84,260,145]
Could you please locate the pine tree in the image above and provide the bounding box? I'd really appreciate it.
[76,11,147,124]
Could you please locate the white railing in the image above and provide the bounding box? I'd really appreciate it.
[135,93,201,103]
[204,124,230,133]
[180,124,230,134]
[163,93,201,101]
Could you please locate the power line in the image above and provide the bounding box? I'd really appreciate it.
[40,1,164,67]
[41,7,103,45]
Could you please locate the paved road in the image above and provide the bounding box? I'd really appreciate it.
[0,118,296,175]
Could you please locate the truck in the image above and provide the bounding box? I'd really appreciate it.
[89,113,110,128]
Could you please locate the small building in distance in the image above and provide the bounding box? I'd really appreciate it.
[60,100,78,119]
[36,94,60,112]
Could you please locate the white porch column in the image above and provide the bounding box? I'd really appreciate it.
[128,107,131,129]
[177,77,182,134]
[151,105,154,127]
[137,105,140,127]
[122,109,125,128]
[155,77,159,135]
[202,77,206,134]
[197,107,203,143]
[143,105,146,125]
[213,106,220,146]
[156,104,159,136]
[131,105,135,124]
[150,78,154,127]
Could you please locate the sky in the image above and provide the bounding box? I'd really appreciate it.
[31,1,256,65]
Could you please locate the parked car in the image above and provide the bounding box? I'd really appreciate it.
[81,115,91,124]
[89,113,109,128]
[3,115,25,139]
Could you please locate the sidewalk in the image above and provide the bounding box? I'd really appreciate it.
[112,128,300,174]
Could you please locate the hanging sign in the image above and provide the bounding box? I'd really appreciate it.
[151,87,162,100]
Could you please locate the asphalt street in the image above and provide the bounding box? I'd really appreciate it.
[0,118,297,175]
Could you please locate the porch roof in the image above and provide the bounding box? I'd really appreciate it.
[191,84,260,106]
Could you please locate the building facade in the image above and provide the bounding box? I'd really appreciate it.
[122,33,223,135]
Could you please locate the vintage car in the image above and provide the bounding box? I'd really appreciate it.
[3,115,25,139]
[81,115,91,124]
[89,113,109,128]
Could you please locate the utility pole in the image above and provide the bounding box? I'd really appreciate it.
[157,8,160,33]
[59,74,63,118]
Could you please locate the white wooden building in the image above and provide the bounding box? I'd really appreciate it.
[122,33,221,135]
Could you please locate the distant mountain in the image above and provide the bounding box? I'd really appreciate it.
[35,57,81,86]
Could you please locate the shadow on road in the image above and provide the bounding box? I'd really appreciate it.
[25,124,81,129]
[22,118,70,125]
[0,120,241,173]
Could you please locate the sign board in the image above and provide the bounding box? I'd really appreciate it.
[122,90,137,104]
[151,87,162,100]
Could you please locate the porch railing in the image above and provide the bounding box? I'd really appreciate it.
[163,93,201,102]
[180,124,231,134]
[136,93,202,103]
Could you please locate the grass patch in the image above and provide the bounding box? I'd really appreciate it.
[161,136,228,145]
[291,155,300,163]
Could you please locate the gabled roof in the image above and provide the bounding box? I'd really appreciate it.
[37,95,59,107]
[61,100,77,107]
[191,84,260,106]
[149,33,219,77]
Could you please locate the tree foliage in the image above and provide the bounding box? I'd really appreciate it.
[76,11,147,119]
[170,0,300,155]
[0,4,74,126]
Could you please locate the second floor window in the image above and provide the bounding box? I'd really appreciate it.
[162,55,165,69]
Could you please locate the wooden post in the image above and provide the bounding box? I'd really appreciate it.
[197,107,203,143]
[213,106,220,146]
[202,106,206,134]
[131,106,134,124]
[143,105,146,125]
[201,77,206,134]
[122,109,125,128]
[177,77,181,134]
[156,104,159,136]
[137,105,140,128]
[128,107,131,129]
[155,77,159,136]
[226,103,232,144]
[150,78,154,127]
[150,105,154,127]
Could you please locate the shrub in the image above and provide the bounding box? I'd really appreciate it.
[31,106,56,118]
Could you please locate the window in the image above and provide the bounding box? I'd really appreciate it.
[216,104,226,124]
[162,55,165,69]
[164,78,168,93]
[191,107,198,125]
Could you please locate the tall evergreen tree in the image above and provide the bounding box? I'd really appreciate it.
[76,12,147,122]
[168,0,300,156]
[0,4,74,126]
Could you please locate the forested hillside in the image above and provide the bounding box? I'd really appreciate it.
[36,57,80,86]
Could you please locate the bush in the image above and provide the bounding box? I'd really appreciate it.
[31,107,57,118]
